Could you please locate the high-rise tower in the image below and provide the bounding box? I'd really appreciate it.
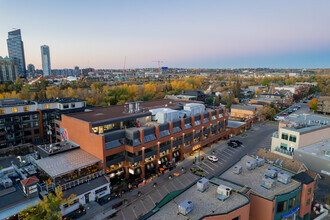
[41,45,51,77]
[7,29,26,75]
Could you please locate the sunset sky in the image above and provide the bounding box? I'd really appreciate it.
[1,0,330,69]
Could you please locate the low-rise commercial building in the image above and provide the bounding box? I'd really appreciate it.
[271,114,330,159]
[57,99,230,188]
[294,139,330,177]
[230,105,257,122]
[145,154,315,220]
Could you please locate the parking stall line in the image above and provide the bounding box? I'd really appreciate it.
[196,164,210,174]
[121,211,126,220]
[205,160,219,168]
[131,205,138,219]
[226,147,238,152]
[174,177,184,188]
[139,199,148,213]
[182,173,191,183]
[148,195,156,206]
[202,162,215,171]
[222,150,233,157]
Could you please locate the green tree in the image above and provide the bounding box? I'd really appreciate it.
[13,78,24,92]
[261,77,270,86]
[259,105,277,120]
[19,187,76,220]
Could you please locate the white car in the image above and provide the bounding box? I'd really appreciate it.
[207,155,219,162]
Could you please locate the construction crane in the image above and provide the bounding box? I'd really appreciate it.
[152,60,164,74]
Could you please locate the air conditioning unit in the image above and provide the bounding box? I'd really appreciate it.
[261,177,275,189]
[246,161,257,170]
[178,200,194,216]
[217,185,232,201]
[197,178,209,192]
[264,168,278,179]
[277,172,291,184]
[255,158,265,167]
[233,165,242,174]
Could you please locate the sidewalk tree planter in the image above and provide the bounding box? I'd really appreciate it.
[200,173,206,177]
[153,182,157,188]
[137,191,142,197]
[199,168,204,172]
[168,174,172,179]
[181,167,185,171]
[123,199,128,205]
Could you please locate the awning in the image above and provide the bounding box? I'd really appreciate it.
[34,149,101,178]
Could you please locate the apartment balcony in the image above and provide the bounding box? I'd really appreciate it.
[273,131,279,138]
[274,147,293,156]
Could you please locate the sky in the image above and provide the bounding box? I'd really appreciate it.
[1,0,330,69]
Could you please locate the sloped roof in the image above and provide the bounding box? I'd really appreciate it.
[292,172,314,185]
[21,176,39,186]
[256,149,304,173]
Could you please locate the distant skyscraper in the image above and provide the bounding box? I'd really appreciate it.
[41,45,51,77]
[27,64,35,76]
[74,66,80,75]
[0,56,19,82]
[7,29,26,75]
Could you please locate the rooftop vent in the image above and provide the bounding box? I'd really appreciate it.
[246,161,257,170]
[197,177,210,192]
[178,200,194,216]
[264,168,278,179]
[261,177,275,189]
[217,185,232,201]
[128,103,134,113]
[233,165,242,174]
[277,172,291,184]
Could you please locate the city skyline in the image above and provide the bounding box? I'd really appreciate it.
[1,0,330,69]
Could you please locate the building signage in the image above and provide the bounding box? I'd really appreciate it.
[193,144,201,151]
[129,168,134,175]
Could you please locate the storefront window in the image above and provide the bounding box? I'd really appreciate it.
[277,200,287,213]
[288,197,296,209]
[145,155,155,163]
[106,161,124,173]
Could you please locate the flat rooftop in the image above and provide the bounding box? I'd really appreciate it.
[227,120,246,128]
[231,104,256,111]
[37,140,80,156]
[35,97,86,104]
[281,114,330,133]
[220,155,301,200]
[68,99,200,124]
[149,179,248,220]
[34,148,101,178]
[295,139,330,160]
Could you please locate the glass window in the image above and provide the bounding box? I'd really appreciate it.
[12,108,18,113]
[24,107,29,111]
[281,133,288,140]
[71,103,75,108]
[63,104,69,109]
[0,109,5,114]
[45,104,49,109]
[308,188,311,195]
[280,143,288,150]
[289,135,296,143]
[288,197,296,209]
[306,199,310,206]
[277,200,287,213]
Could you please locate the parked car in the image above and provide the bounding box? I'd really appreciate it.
[282,112,288,116]
[207,155,219,162]
[227,141,239,148]
[303,101,307,103]
[288,110,293,114]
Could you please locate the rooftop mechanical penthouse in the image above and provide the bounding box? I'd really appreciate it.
[57,99,230,186]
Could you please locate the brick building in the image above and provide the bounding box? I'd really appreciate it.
[57,99,230,186]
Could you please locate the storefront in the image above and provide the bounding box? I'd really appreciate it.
[172,150,180,162]
[128,166,142,181]
[108,168,125,185]
[145,161,156,178]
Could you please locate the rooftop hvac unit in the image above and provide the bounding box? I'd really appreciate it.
[184,104,205,116]
[197,178,210,192]
[178,200,194,216]
[255,158,265,167]
[217,185,232,201]
[1,178,13,188]
[264,168,278,179]
[233,165,242,174]
[277,172,291,184]
[261,177,275,189]
[246,161,257,170]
